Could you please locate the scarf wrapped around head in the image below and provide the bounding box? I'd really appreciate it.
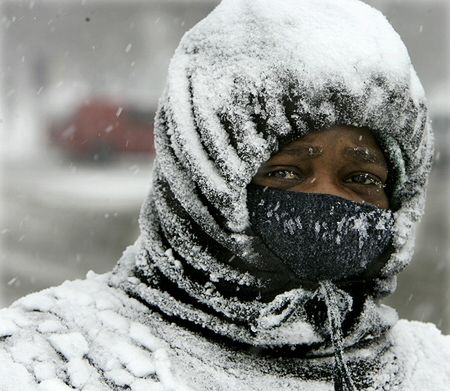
[111,0,433,382]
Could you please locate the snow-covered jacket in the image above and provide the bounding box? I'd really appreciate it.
[0,260,449,390]
[1,0,449,389]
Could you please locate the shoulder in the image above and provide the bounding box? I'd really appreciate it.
[0,273,184,390]
[389,319,450,390]
[390,319,450,356]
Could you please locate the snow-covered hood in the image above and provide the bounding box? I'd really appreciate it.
[112,0,433,365]
[149,0,432,276]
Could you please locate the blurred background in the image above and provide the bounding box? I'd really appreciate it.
[0,0,448,332]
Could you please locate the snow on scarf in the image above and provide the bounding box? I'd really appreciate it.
[111,0,433,388]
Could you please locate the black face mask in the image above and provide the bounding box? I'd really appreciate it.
[246,184,394,284]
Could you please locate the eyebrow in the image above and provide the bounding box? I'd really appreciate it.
[276,144,387,167]
[344,146,386,166]
[279,145,324,158]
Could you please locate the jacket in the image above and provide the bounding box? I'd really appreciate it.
[1,251,449,390]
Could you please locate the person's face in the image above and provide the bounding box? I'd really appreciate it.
[251,126,389,209]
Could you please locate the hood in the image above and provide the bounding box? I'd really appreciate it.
[111,0,433,380]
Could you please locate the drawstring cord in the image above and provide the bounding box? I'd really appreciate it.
[255,281,357,390]
[319,281,357,391]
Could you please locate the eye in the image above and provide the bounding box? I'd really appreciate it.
[345,173,384,187]
[267,169,302,181]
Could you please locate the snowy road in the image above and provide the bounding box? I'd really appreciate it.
[0,154,153,307]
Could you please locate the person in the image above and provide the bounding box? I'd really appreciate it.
[0,0,449,390]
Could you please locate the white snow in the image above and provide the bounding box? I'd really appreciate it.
[38,319,65,334]
[104,368,135,386]
[351,215,369,248]
[48,332,89,360]
[33,361,57,382]
[0,319,17,337]
[38,379,74,391]
[16,293,56,312]
[98,309,129,332]
[66,358,95,389]
[131,378,165,391]
[129,321,163,351]
[388,320,450,390]
[112,339,156,377]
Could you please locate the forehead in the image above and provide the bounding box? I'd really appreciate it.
[285,126,381,149]
[271,126,388,167]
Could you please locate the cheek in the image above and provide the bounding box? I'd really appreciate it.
[251,175,269,186]
[365,188,389,209]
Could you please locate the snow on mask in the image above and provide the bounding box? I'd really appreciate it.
[247,184,394,283]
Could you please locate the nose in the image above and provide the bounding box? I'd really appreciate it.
[288,178,361,203]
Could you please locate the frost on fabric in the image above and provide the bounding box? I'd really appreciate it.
[388,320,450,390]
[0,318,18,337]
[0,275,188,390]
[157,0,430,249]
[17,292,57,312]
[0,271,448,390]
[111,0,434,361]
[248,186,395,282]
[158,0,423,232]
[48,332,89,360]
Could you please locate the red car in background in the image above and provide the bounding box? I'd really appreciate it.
[50,100,156,160]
